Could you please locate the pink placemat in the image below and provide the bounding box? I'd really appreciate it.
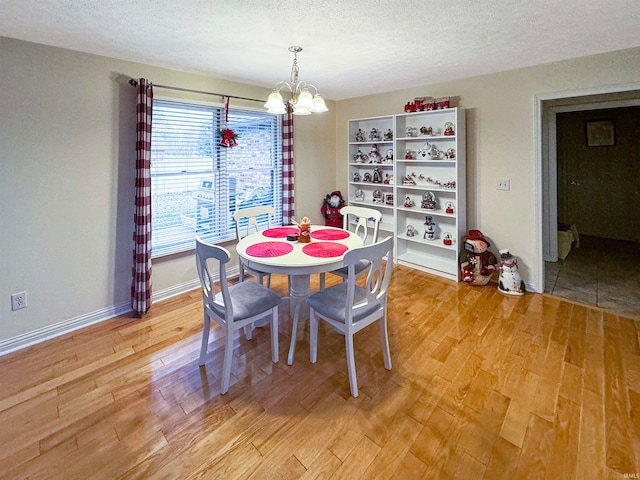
[302,242,349,258]
[246,242,294,257]
[262,227,300,238]
[311,229,350,240]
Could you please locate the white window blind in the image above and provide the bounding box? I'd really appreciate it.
[150,99,283,257]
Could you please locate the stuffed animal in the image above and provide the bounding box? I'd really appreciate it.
[497,249,526,295]
[460,229,497,286]
[321,190,345,227]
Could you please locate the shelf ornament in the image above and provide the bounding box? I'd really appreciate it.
[218,97,238,148]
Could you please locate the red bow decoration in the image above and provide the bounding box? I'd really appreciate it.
[219,128,238,148]
[219,96,238,148]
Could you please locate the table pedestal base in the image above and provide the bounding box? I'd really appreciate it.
[287,274,311,365]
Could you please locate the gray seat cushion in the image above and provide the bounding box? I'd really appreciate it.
[212,281,281,321]
[307,282,381,323]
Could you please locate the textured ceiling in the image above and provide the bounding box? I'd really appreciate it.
[2,0,640,100]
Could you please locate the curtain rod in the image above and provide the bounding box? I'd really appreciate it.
[128,79,265,104]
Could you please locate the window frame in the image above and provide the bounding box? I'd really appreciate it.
[149,96,283,258]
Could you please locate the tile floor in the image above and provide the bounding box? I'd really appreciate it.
[545,235,640,319]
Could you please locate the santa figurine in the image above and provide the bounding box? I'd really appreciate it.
[321,190,346,228]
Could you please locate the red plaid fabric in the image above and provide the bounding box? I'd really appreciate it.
[282,105,295,224]
[132,78,153,316]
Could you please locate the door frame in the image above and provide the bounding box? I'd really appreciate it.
[535,84,640,291]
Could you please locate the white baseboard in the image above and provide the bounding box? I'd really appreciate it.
[0,266,239,357]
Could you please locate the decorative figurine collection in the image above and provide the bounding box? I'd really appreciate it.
[404,96,451,112]
[353,168,395,184]
[352,145,393,165]
[444,122,455,136]
[424,216,436,241]
[445,201,455,214]
[385,194,394,206]
[353,149,367,163]
[497,249,526,296]
[421,191,437,210]
[403,123,455,139]
[354,127,393,142]
[417,143,444,160]
[368,144,381,163]
[401,172,456,189]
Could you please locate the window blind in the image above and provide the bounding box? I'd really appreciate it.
[151,99,283,257]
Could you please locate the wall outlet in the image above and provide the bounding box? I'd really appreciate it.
[11,291,27,311]
[497,178,511,191]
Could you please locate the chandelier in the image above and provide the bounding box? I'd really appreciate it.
[264,46,328,116]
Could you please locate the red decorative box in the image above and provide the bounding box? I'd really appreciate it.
[435,97,450,109]
[422,97,435,111]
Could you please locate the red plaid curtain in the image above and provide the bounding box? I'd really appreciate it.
[282,105,294,223]
[132,78,153,316]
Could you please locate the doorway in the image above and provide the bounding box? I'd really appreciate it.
[538,89,640,318]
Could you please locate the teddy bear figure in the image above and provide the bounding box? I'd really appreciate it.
[460,229,497,286]
[497,249,526,295]
[321,190,345,228]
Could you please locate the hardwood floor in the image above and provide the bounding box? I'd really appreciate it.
[1,265,639,479]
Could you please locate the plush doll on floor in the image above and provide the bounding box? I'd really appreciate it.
[460,229,497,286]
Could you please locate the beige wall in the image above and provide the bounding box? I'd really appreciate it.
[0,37,335,346]
[2,34,639,348]
[335,47,640,292]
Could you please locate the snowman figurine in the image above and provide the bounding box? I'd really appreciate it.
[497,249,526,296]
[424,216,436,241]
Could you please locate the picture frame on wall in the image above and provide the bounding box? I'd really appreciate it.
[586,119,615,147]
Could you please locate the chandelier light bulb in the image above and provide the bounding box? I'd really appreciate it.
[265,46,328,115]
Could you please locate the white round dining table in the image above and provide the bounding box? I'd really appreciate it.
[236,225,363,364]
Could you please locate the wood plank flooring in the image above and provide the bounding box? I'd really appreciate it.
[0,265,639,479]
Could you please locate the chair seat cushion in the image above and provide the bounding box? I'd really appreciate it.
[213,281,281,321]
[307,283,381,323]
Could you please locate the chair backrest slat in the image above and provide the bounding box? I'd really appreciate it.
[195,236,233,320]
[233,206,275,240]
[341,205,382,245]
[343,236,393,324]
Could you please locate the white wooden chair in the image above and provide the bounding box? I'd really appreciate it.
[319,205,382,289]
[233,205,275,287]
[196,236,281,394]
[308,236,394,397]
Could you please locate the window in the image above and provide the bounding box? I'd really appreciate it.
[151,99,283,257]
